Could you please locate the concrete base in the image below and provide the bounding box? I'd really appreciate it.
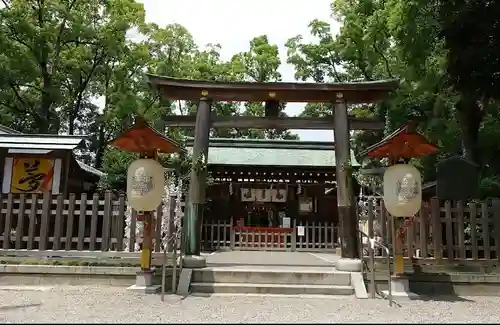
[350,272,368,299]
[190,266,356,296]
[182,255,207,269]
[190,282,354,295]
[335,258,362,272]
[381,277,420,300]
[126,269,161,294]
[127,284,161,294]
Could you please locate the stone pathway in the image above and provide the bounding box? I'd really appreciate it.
[205,250,340,267]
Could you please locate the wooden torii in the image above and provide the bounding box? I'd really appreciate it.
[149,75,399,270]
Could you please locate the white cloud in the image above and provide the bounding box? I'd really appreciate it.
[139,0,338,141]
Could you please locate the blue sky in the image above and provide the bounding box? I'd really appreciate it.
[139,0,339,141]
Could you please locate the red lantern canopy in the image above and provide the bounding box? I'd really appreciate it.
[108,118,185,155]
[363,124,438,161]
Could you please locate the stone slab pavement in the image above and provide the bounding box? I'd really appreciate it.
[1,285,500,323]
[205,250,340,267]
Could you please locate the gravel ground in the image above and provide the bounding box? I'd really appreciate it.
[1,286,500,323]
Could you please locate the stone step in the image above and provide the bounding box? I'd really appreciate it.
[192,268,351,286]
[190,282,355,295]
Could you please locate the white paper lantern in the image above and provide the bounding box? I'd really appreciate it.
[127,158,165,211]
[383,164,422,217]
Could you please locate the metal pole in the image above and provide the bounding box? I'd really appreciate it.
[369,243,376,299]
[172,240,178,293]
[388,252,393,306]
[161,244,167,301]
[367,199,376,298]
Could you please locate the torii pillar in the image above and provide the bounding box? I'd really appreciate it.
[333,92,362,272]
[182,92,212,269]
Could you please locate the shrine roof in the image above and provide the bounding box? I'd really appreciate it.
[0,130,104,178]
[0,133,85,150]
[148,75,399,104]
[185,138,360,168]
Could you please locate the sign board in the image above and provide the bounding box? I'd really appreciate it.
[297,226,305,236]
[11,157,55,193]
[241,188,288,202]
[282,216,291,228]
[436,156,478,201]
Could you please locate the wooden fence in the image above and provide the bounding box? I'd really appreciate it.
[0,191,339,255]
[2,191,500,264]
[0,192,183,254]
[359,197,500,263]
[201,218,339,252]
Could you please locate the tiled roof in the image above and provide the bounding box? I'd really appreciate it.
[185,138,360,167]
[0,126,104,177]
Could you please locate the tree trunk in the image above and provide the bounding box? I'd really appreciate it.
[68,93,84,135]
[38,76,52,133]
[457,96,482,165]
[94,123,106,169]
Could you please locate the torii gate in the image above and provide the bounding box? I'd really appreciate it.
[148,75,399,271]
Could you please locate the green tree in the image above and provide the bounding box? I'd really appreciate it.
[285,0,500,197]
[97,26,242,190]
[437,0,500,165]
[0,0,145,134]
[92,23,198,169]
[232,35,298,140]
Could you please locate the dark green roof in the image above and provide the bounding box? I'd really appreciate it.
[185,138,360,168]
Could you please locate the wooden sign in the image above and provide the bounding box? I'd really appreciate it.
[11,158,55,193]
[436,156,478,200]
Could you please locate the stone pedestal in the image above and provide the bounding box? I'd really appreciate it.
[127,269,161,294]
[335,258,363,272]
[382,276,420,300]
[182,255,206,269]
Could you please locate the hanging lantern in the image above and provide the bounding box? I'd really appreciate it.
[127,158,165,212]
[383,164,422,217]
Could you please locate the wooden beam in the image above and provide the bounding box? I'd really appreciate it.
[148,75,399,103]
[163,115,384,130]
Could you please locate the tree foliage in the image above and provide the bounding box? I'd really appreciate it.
[285,0,500,198]
[2,0,499,196]
[0,1,299,192]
